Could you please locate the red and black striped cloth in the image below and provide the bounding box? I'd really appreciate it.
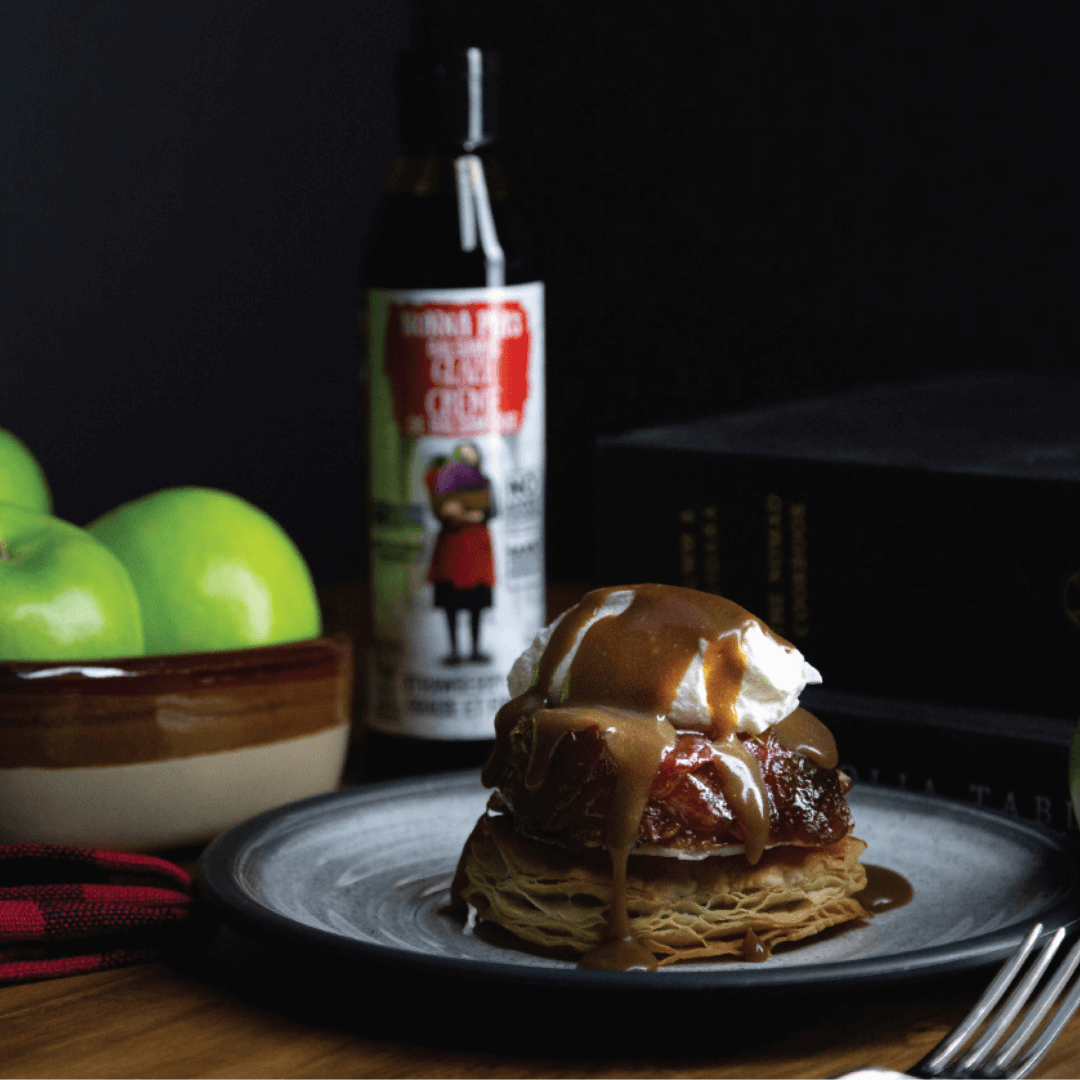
[0,844,215,985]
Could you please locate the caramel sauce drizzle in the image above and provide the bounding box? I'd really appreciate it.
[708,735,769,864]
[770,707,838,770]
[484,584,817,971]
[741,928,769,963]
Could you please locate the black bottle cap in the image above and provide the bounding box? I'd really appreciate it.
[396,47,501,153]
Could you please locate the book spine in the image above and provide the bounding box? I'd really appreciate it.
[820,710,1077,836]
[595,443,1080,718]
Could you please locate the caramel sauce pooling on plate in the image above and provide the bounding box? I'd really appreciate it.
[484,584,819,971]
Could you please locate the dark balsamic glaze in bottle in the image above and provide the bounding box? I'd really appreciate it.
[362,48,536,289]
[359,45,539,781]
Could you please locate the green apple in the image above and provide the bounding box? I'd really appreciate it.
[0,427,52,514]
[0,504,145,660]
[86,486,322,655]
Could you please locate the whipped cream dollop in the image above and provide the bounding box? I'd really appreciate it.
[507,588,821,737]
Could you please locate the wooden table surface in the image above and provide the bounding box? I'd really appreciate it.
[4,583,1080,1078]
[4,919,1080,1079]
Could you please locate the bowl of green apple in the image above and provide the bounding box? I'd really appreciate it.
[0,427,353,851]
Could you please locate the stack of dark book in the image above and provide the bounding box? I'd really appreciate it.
[595,370,1080,832]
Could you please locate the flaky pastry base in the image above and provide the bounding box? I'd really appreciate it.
[452,813,869,966]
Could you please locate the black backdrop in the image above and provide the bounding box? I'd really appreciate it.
[2,1,1074,586]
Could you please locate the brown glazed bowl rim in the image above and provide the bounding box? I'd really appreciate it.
[0,633,352,696]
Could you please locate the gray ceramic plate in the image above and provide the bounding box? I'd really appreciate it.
[197,770,1080,990]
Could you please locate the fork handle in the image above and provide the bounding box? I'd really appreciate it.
[832,1069,912,1078]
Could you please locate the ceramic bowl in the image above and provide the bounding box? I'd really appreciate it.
[0,634,353,851]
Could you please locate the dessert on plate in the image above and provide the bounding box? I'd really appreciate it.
[451,583,868,969]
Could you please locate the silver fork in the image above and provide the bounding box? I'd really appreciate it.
[911,922,1080,1078]
[840,923,1080,1080]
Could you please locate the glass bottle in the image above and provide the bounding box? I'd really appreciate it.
[360,46,545,779]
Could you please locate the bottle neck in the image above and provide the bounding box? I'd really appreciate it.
[384,150,508,200]
[365,147,531,289]
[377,151,507,286]
[395,46,500,155]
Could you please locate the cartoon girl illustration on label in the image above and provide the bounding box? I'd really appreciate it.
[426,442,495,664]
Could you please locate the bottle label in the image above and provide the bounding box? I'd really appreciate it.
[365,283,545,739]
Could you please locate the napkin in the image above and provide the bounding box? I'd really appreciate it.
[0,843,216,985]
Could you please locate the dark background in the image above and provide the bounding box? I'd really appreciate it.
[2,1,1074,588]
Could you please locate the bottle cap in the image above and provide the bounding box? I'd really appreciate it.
[396,47,501,153]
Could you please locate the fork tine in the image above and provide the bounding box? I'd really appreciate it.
[958,926,1067,1072]
[992,934,1080,1079]
[918,923,1044,1075]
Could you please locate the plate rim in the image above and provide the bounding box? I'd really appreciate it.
[196,770,1080,992]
